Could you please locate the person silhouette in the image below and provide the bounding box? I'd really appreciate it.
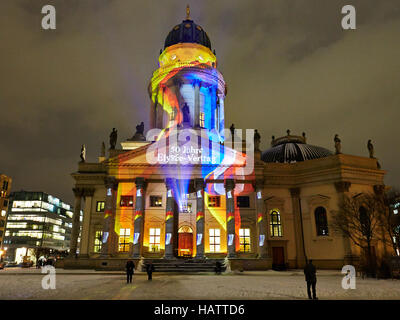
[146,262,155,280]
[304,259,318,299]
[126,260,135,284]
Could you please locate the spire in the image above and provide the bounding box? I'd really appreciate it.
[186,4,191,20]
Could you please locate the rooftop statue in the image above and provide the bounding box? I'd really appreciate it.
[334,134,341,154]
[80,144,86,162]
[128,122,146,142]
[254,129,261,151]
[110,128,118,150]
[230,123,235,138]
[367,139,375,158]
[101,142,105,157]
[136,122,145,135]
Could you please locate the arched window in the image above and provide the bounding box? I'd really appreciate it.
[315,206,329,236]
[270,209,282,237]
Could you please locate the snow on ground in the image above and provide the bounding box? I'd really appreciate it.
[0,268,399,300]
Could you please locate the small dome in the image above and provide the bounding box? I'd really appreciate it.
[262,132,333,163]
[164,6,211,50]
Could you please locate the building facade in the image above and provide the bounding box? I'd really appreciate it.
[67,8,388,270]
[0,174,12,256]
[4,191,75,263]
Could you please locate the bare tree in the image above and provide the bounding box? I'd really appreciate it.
[331,193,385,276]
[381,188,400,256]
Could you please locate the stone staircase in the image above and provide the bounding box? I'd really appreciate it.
[140,258,226,273]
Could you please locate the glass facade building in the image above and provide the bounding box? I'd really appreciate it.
[3,191,77,263]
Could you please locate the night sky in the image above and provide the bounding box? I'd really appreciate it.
[1,0,399,204]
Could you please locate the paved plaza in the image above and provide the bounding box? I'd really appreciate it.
[0,268,399,300]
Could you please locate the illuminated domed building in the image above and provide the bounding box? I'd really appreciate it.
[67,7,387,271]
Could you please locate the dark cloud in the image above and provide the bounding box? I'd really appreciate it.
[1,0,399,204]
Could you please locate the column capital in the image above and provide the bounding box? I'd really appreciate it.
[104,177,118,190]
[72,187,85,197]
[83,188,95,197]
[224,179,235,191]
[135,177,147,190]
[334,181,351,193]
[253,179,264,191]
[290,187,300,197]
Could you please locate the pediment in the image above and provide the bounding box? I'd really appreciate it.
[264,196,285,210]
[306,194,331,208]
[146,216,164,224]
[107,143,153,166]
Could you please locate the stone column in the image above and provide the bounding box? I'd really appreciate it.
[290,187,306,268]
[254,180,268,258]
[218,95,225,137]
[70,187,84,256]
[164,178,176,259]
[225,179,236,258]
[334,181,355,264]
[132,177,146,258]
[194,178,205,259]
[194,82,200,128]
[79,188,95,257]
[100,177,119,257]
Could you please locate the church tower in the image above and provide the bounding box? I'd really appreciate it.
[148,6,227,142]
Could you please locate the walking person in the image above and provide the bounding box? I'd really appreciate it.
[304,259,318,300]
[146,262,155,280]
[215,261,222,275]
[126,260,135,284]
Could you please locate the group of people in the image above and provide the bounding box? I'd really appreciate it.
[125,260,155,284]
[35,257,55,268]
[125,259,318,300]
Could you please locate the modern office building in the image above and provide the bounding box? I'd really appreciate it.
[3,191,76,263]
[0,174,12,257]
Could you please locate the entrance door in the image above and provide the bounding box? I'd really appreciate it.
[178,233,193,257]
[272,247,285,270]
[178,226,194,257]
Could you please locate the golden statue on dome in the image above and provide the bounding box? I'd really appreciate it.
[186,4,191,20]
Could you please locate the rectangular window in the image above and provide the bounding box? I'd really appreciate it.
[169,109,176,126]
[2,181,8,191]
[118,228,130,252]
[150,196,162,207]
[120,196,134,207]
[239,228,251,252]
[199,112,205,128]
[208,196,221,208]
[96,201,105,212]
[209,228,220,252]
[236,196,250,208]
[149,228,160,252]
[3,200,8,207]
[94,230,103,253]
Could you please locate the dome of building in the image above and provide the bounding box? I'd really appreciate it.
[261,131,333,163]
[164,6,211,50]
